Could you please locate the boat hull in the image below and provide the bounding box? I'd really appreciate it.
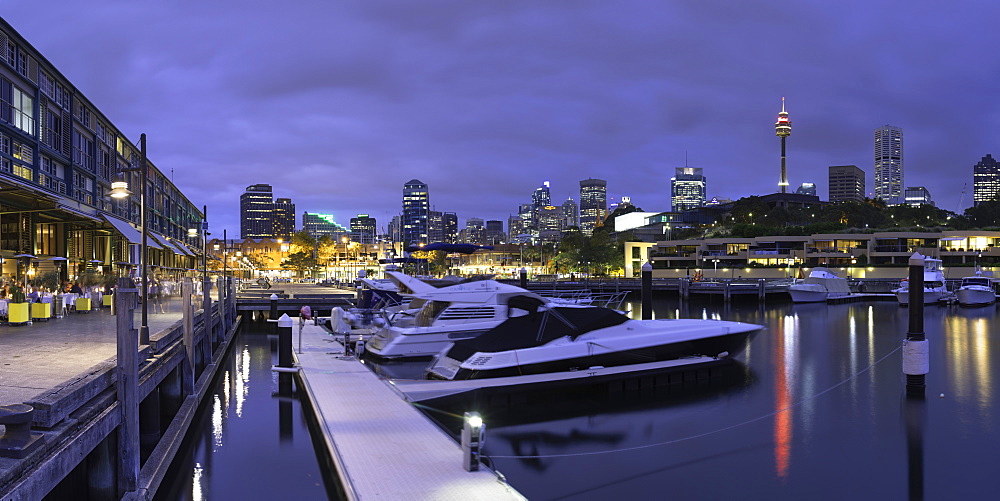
[364,326,492,359]
[788,286,829,303]
[956,287,996,307]
[894,288,947,305]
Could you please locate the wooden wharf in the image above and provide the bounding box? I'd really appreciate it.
[292,322,525,500]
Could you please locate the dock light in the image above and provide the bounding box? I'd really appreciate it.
[109,181,131,198]
[462,411,484,472]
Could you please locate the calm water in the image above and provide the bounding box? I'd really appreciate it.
[384,296,1000,500]
[155,326,338,501]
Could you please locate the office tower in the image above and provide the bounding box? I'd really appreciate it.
[532,181,551,209]
[561,197,579,228]
[485,220,504,245]
[579,178,607,235]
[302,213,348,239]
[874,125,903,203]
[904,187,933,207]
[671,167,706,212]
[464,218,485,245]
[508,215,525,240]
[442,212,458,243]
[537,205,562,242]
[388,216,402,245]
[428,210,444,243]
[828,165,866,202]
[973,154,999,206]
[241,184,274,238]
[518,204,534,234]
[795,183,816,196]
[775,98,792,193]
[350,214,377,244]
[402,179,429,246]
[272,197,296,240]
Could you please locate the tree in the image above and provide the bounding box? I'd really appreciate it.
[281,251,317,277]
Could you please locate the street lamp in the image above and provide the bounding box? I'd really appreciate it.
[108,133,150,345]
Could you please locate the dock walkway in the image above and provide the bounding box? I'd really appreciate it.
[294,323,525,500]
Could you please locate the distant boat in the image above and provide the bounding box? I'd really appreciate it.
[955,272,997,307]
[787,268,853,303]
[893,257,949,305]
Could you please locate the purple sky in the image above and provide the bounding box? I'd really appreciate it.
[6,2,998,238]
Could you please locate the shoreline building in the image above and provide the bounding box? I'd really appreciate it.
[580,178,607,235]
[828,165,866,202]
[775,98,792,193]
[973,154,999,206]
[874,125,903,204]
[671,167,706,212]
[402,179,429,246]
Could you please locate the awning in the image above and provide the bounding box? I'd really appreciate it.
[101,215,163,249]
[171,240,195,256]
[149,232,182,254]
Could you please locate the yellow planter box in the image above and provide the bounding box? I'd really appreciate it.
[75,297,92,312]
[102,294,113,307]
[8,302,30,324]
[31,302,51,320]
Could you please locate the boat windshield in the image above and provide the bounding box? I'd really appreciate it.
[416,301,450,327]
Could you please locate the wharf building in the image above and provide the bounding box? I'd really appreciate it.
[626,230,1000,279]
[670,167,706,212]
[874,125,903,204]
[828,165,866,202]
[0,18,203,283]
[579,178,607,235]
[973,154,999,205]
[402,179,429,246]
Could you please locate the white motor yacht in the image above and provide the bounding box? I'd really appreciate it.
[425,306,763,382]
[955,273,997,307]
[787,268,853,303]
[893,257,949,305]
[363,271,555,359]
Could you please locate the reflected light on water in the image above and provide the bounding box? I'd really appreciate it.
[773,313,797,480]
[192,462,204,501]
[945,315,993,420]
[235,347,250,417]
[212,393,223,450]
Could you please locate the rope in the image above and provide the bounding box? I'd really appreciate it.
[485,342,904,460]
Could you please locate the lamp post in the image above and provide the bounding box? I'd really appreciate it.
[109,133,150,345]
[222,229,228,281]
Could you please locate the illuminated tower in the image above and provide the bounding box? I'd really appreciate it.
[775,98,792,193]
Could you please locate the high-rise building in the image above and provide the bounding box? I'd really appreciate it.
[670,167,706,212]
[485,220,504,245]
[795,183,816,197]
[272,197,296,240]
[508,215,525,241]
[401,179,429,245]
[241,184,274,239]
[874,125,903,203]
[350,214,377,244]
[537,205,562,242]
[904,187,933,207]
[828,165,866,202]
[442,212,459,243]
[561,197,579,228]
[973,154,999,206]
[775,98,792,193]
[464,218,485,245]
[302,213,348,239]
[532,181,551,209]
[579,178,607,235]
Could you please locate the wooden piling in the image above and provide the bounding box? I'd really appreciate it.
[114,278,139,495]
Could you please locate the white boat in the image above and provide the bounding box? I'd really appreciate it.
[787,268,853,303]
[362,271,556,359]
[955,273,997,307]
[425,306,763,382]
[893,257,949,305]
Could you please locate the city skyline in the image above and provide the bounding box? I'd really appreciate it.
[4,4,997,237]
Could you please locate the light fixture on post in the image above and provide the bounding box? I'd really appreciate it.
[107,133,150,345]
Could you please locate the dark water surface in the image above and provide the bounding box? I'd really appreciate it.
[390,296,1000,500]
[155,326,337,501]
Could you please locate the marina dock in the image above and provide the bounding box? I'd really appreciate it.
[293,322,525,500]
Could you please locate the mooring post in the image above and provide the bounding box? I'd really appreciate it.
[641,262,653,320]
[269,293,279,332]
[115,277,140,495]
[903,252,928,396]
[181,278,195,395]
[519,267,527,289]
[758,279,766,302]
[277,314,294,395]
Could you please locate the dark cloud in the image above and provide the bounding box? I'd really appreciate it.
[4,1,997,235]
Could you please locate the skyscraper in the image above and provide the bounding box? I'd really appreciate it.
[670,167,706,212]
[973,154,999,206]
[402,179,429,245]
[561,197,579,228]
[485,220,505,245]
[241,184,273,238]
[828,165,866,202]
[874,125,903,203]
[532,181,551,209]
[350,214,377,244]
[579,178,607,235]
[775,98,792,193]
[272,197,296,240]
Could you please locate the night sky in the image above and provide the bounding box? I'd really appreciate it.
[5,2,998,237]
